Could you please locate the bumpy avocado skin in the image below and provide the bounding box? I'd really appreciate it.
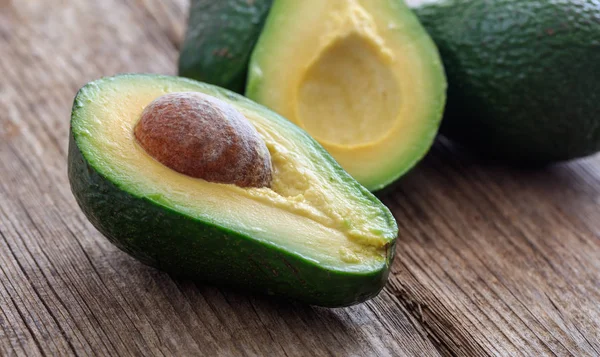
[68,75,396,307]
[414,0,600,163]
[178,0,273,93]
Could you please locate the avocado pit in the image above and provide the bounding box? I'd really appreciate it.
[134,92,272,188]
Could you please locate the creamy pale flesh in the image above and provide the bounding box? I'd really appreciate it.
[298,32,399,147]
[73,76,394,271]
[248,0,445,190]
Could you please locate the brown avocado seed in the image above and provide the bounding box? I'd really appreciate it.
[134,92,272,188]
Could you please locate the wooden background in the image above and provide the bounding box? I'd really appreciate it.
[1,0,599,356]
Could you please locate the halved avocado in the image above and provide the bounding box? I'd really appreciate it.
[68,74,397,307]
[246,0,447,191]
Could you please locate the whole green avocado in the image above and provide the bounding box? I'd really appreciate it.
[412,0,600,163]
[178,0,272,93]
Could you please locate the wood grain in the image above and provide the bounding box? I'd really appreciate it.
[0,0,599,356]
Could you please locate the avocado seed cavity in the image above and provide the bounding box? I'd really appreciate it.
[134,92,273,188]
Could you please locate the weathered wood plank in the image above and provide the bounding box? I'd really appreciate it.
[382,139,600,356]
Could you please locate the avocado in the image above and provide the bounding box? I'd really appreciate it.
[246,0,447,191]
[68,74,397,307]
[412,0,600,163]
[178,0,273,93]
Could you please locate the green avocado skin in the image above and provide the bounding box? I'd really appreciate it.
[178,0,272,93]
[68,75,396,307]
[414,0,600,163]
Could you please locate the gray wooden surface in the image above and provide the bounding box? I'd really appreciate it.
[1,0,599,356]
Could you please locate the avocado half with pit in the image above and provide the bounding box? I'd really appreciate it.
[68,74,397,307]
[246,0,447,191]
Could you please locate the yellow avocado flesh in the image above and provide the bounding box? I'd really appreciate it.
[73,76,394,272]
[299,33,400,147]
[247,0,446,190]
